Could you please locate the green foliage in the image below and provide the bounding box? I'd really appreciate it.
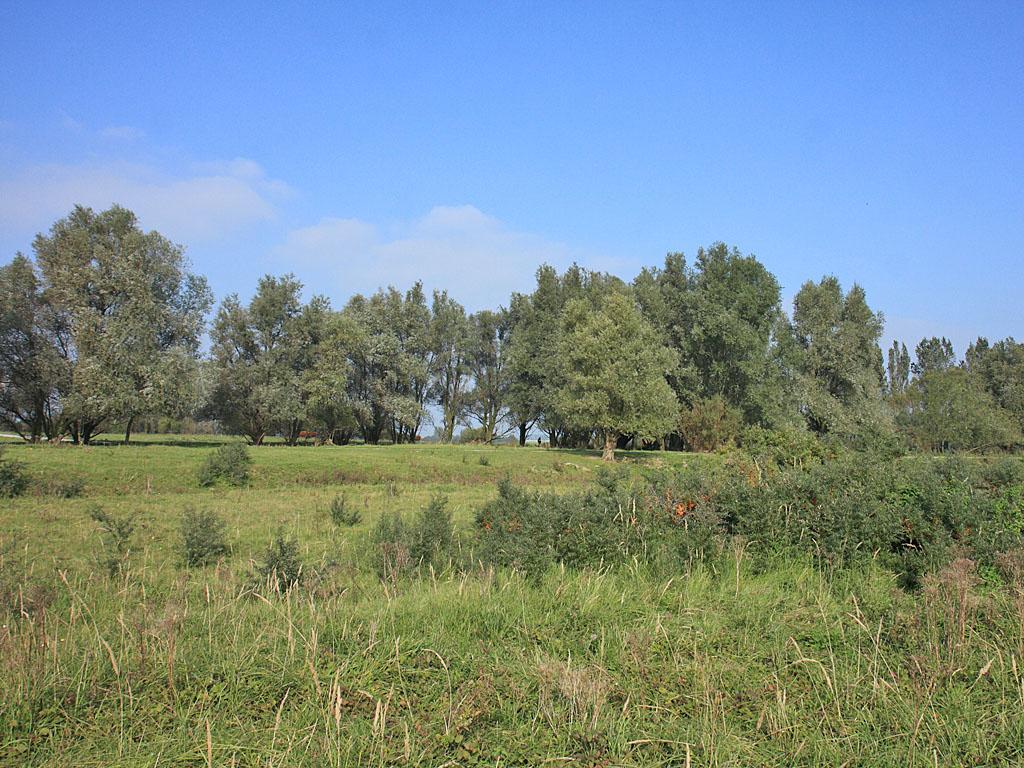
[0,254,70,441]
[982,457,1024,488]
[966,337,1024,435]
[179,508,230,567]
[472,445,1024,588]
[474,479,557,580]
[372,496,455,579]
[0,448,30,498]
[556,292,679,459]
[633,246,788,428]
[342,283,431,445]
[31,205,212,444]
[462,309,511,442]
[790,276,890,438]
[197,442,252,487]
[740,424,831,469]
[456,426,490,444]
[901,368,1020,452]
[327,494,362,527]
[475,473,647,580]
[208,274,325,445]
[887,340,910,395]
[913,336,956,376]
[88,506,135,577]
[409,495,455,567]
[256,529,303,592]
[679,395,742,451]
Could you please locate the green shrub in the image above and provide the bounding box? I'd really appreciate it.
[370,496,456,579]
[471,445,1024,586]
[409,495,454,567]
[640,462,729,562]
[475,480,556,580]
[327,494,362,527]
[982,457,1024,488]
[475,471,646,580]
[740,425,832,470]
[0,448,29,498]
[88,506,136,577]
[197,443,252,487]
[256,530,303,592]
[679,395,742,452]
[180,508,230,567]
[478,454,491,466]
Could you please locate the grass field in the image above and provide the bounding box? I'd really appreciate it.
[2,439,1024,766]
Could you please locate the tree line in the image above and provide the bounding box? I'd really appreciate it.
[1,205,1021,458]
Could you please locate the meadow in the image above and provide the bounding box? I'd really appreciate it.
[2,439,1024,766]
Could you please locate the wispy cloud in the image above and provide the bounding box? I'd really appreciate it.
[58,111,82,131]
[0,159,290,243]
[99,125,145,141]
[277,205,598,309]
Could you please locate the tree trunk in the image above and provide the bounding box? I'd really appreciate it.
[519,422,527,447]
[601,432,617,462]
[123,415,134,445]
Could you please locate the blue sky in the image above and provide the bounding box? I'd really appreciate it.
[1,1,1022,355]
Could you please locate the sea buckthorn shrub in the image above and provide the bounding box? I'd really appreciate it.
[474,448,1024,586]
[197,443,252,487]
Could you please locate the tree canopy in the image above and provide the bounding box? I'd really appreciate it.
[3,204,1020,457]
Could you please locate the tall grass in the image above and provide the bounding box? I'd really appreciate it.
[3,546,1024,765]
[1,442,1022,765]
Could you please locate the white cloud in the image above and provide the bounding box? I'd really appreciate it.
[277,205,588,309]
[0,159,289,243]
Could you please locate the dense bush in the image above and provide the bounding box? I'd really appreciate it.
[475,472,649,580]
[0,448,29,498]
[180,508,230,567]
[372,496,456,579]
[679,395,742,452]
[256,530,303,592]
[474,450,1024,586]
[409,495,454,567]
[372,510,409,580]
[327,494,362,527]
[739,425,832,470]
[197,443,252,487]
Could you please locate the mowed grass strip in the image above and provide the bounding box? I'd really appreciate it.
[0,439,699,496]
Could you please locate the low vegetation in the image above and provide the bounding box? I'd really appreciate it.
[196,441,252,487]
[0,448,29,498]
[1,440,1023,764]
[179,508,230,567]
